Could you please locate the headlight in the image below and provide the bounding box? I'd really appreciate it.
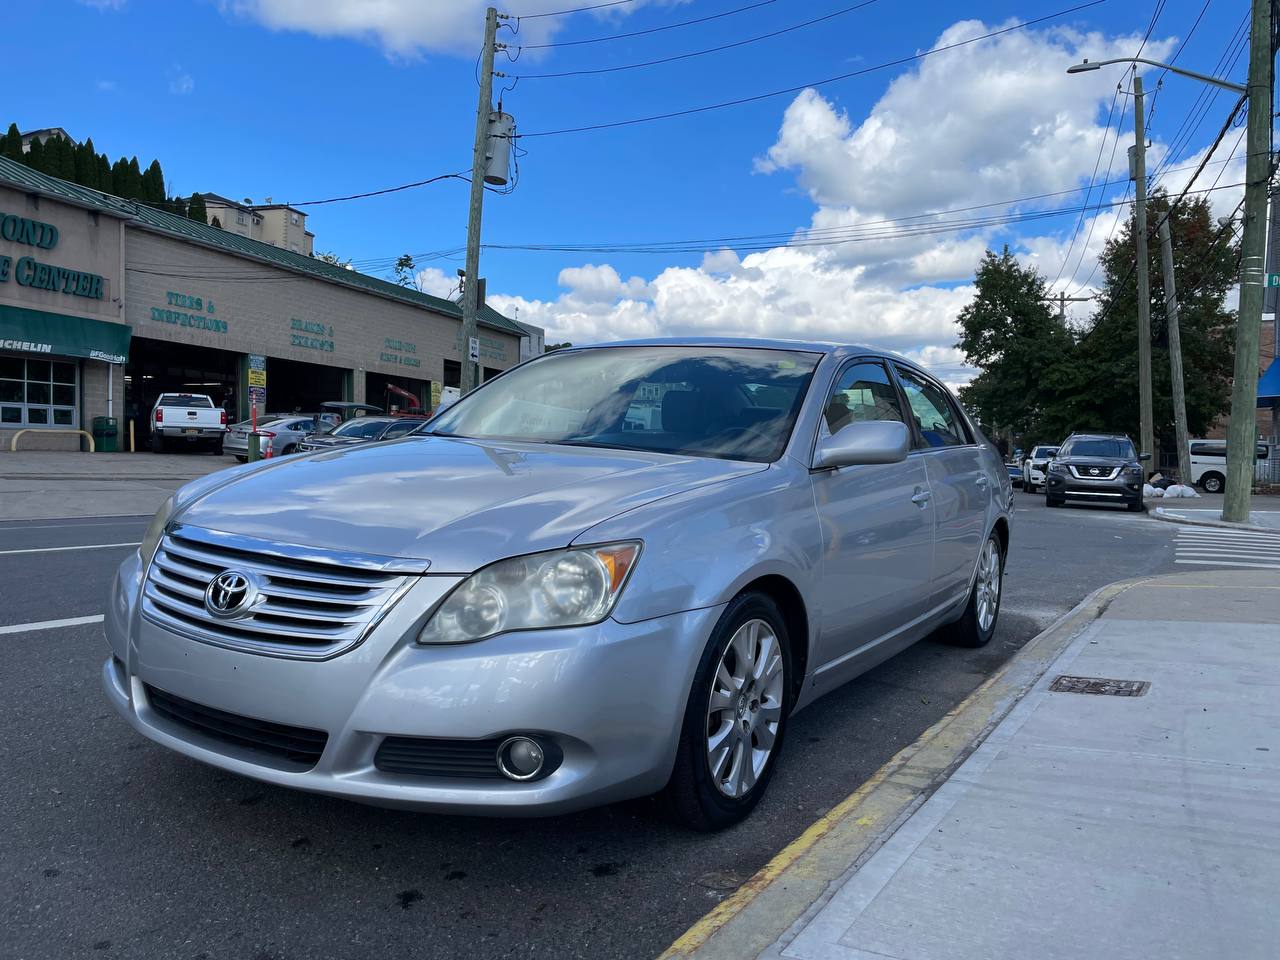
[1124,465,1143,478]
[418,542,642,644]
[138,495,175,566]
[1048,462,1068,475]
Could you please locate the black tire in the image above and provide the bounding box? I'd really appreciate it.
[151,433,164,454]
[943,533,1005,648]
[1200,472,1224,494]
[1025,482,1036,495]
[1127,501,1145,512]
[211,440,224,456]
[1046,495,1063,508]
[234,455,247,463]
[282,444,298,455]
[663,592,793,831]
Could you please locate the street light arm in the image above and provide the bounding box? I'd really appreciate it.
[1067,57,1247,94]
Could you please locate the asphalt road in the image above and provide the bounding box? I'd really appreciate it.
[2,493,1187,960]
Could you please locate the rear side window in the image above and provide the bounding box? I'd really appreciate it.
[821,361,906,436]
[1191,442,1227,458]
[893,366,969,448]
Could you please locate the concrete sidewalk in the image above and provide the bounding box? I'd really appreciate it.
[0,451,232,519]
[674,571,1280,960]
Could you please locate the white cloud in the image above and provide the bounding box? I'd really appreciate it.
[412,266,459,299]
[168,65,194,95]
[222,0,685,59]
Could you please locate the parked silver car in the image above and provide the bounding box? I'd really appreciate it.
[225,416,323,462]
[103,340,1011,829]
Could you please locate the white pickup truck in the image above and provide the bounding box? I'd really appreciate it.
[150,393,227,454]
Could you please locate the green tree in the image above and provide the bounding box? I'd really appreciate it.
[315,250,352,268]
[97,154,113,194]
[187,192,207,223]
[54,136,76,180]
[171,195,188,219]
[1061,190,1237,447]
[141,159,165,204]
[393,253,417,287]
[25,136,45,173]
[0,124,22,161]
[125,156,143,199]
[210,214,222,229]
[955,247,1076,448]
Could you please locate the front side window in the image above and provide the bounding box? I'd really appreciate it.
[894,366,968,448]
[332,418,392,439]
[429,346,821,463]
[821,361,906,437]
[381,420,422,439]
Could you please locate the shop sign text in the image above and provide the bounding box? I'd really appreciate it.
[379,337,420,368]
[291,318,334,353]
[150,290,227,334]
[0,210,107,302]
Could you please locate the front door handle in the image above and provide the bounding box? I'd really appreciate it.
[911,489,931,506]
[975,475,989,487]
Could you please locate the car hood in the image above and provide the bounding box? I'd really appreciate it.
[174,436,766,571]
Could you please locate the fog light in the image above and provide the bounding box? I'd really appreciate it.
[497,736,545,781]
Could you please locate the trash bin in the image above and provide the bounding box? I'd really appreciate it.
[91,415,119,453]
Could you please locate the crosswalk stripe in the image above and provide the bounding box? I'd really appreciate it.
[1171,525,1280,569]
[1178,550,1280,561]
[1175,558,1280,569]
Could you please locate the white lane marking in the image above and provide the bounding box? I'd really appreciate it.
[1175,559,1280,569]
[1178,550,1280,562]
[0,542,140,556]
[0,614,105,635]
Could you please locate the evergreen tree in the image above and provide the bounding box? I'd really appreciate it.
[172,195,188,219]
[1,124,22,162]
[110,158,130,196]
[74,140,93,185]
[26,136,45,173]
[97,154,113,194]
[955,247,1076,448]
[125,156,143,199]
[210,215,222,229]
[55,136,76,181]
[141,159,165,204]
[187,192,207,223]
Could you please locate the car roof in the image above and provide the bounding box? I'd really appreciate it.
[1066,432,1130,440]
[564,336,877,356]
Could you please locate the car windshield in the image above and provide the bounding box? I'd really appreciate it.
[159,395,213,408]
[429,345,821,462]
[331,418,390,439]
[1063,438,1135,459]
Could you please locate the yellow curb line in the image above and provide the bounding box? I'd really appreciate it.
[659,577,1142,960]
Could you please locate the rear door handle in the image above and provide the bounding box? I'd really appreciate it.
[911,489,931,506]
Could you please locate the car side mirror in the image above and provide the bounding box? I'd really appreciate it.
[1139,453,1151,462]
[813,420,910,470]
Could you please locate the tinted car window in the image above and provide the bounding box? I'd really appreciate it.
[821,361,906,436]
[1062,438,1136,459]
[158,395,213,408]
[381,420,422,439]
[893,366,967,448]
[429,346,820,463]
[332,418,393,439]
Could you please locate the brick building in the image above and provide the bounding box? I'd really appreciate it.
[0,157,523,451]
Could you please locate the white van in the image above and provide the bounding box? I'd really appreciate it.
[1188,439,1269,493]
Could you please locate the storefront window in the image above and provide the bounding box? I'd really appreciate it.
[0,355,79,429]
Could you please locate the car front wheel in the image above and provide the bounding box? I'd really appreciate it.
[664,592,791,831]
[1200,472,1224,494]
[944,534,1004,648]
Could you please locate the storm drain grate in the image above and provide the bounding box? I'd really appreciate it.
[1049,675,1150,697]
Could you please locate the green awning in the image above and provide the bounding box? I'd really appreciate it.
[0,304,130,364]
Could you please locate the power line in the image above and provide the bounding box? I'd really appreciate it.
[1049,84,1122,289]
[286,172,470,207]
[1064,89,1132,293]
[511,1,881,79]
[519,0,639,21]
[520,0,776,48]
[516,1,1107,138]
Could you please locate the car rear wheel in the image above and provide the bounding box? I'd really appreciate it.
[1046,494,1063,508]
[282,443,298,455]
[944,534,1004,648]
[663,592,791,831]
[1200,472,1224,494]
[151,433,164,454]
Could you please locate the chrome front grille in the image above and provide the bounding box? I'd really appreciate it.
[1068,465,1121,481]
[142,523,424,660]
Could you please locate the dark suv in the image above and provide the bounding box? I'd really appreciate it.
[1045,432,1149,511]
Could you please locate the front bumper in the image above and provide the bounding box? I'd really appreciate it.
[1046,472,1142,505]
[103,552,721,816]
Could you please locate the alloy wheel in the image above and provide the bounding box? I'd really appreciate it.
[975,537,1001,633]
[705,618,785,799]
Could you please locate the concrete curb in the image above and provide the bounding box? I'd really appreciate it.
[659,577,1146,960]
[1149,506,1280,536]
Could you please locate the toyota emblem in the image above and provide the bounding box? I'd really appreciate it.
[205,570,254,618]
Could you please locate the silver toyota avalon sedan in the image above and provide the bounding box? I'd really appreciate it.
[104,339,1011,830]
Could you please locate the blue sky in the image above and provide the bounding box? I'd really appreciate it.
[4,0,1248,380]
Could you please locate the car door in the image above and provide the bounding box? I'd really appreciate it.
[809,359,935,680]
[891,364,989,609]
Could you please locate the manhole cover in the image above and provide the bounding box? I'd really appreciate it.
[1049,675,1149,697]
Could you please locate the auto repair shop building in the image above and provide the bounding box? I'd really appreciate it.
[0,156,523,451]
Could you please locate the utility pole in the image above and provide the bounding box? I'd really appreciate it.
[1131,74,1156,472]
[460,6,499,395]
[1158,217,1192,484]
[1223,0,1273,522]
[1042,292,1092,320]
